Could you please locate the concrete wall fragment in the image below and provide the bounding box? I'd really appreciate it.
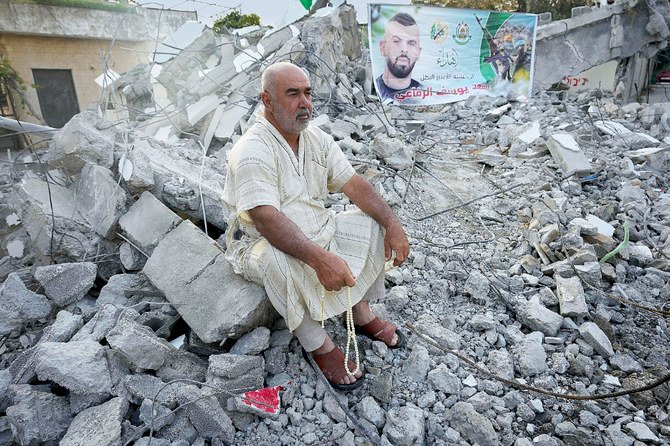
[143,220,277,343]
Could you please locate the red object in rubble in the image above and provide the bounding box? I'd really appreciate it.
[242,385,286,414]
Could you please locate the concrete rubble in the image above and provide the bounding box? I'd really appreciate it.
[0,2,669,445]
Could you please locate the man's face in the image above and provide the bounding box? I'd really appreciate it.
[380,20,421,79]
[264,66,313,135]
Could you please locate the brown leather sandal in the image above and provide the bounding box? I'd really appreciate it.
[303,347,365,391]
[356,316,407,349]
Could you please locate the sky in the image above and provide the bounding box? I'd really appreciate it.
[137,0,411,27]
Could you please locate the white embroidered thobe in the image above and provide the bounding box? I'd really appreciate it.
[222,116,386,331]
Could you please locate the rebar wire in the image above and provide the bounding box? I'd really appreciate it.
[407,173,524,222]
[407,322,670,401]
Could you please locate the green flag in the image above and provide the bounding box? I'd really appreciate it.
[299,0,312,10]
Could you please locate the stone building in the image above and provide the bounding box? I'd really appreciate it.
[0,0,195,128]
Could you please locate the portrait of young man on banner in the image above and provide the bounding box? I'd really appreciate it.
[368,3,538,106]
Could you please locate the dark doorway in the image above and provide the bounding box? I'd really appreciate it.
[32,69,80,128]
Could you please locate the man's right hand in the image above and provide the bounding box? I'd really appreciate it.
[310,250,356,292]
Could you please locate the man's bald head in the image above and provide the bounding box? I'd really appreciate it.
[261,62,309,97]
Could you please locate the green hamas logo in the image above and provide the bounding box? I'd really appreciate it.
[453,22,472,45]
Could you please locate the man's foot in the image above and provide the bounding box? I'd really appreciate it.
[352,301,405,348]
[305,345,364,391]
[310,337,363,387]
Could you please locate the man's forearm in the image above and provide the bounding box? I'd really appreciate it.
[341,174,401,229]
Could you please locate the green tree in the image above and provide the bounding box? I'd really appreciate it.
[213,9,261,32]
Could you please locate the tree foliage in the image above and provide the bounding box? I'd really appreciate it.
[412,0,590,20]
[213,9,261,32]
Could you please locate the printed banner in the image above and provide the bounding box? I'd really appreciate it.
[368,4,538,105]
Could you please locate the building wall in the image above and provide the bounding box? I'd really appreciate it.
[0,34,155,125]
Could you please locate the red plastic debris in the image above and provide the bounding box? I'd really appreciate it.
[242,385,286,415]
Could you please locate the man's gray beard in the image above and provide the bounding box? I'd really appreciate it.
[387,57,415,79]
[275,106,311,134]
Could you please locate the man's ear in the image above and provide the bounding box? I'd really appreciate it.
[261,91,272,110]
[379,39,386,56]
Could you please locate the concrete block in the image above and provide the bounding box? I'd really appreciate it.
[34,262,97,307]
[6,384,73,445]
[34,340,113,395]
[206,353,265,392]
[0,273,51,335]
[579,322,614,358]
[46,110,115,175]
[60,397,128,446]
[106,316,174,370]
[547,133,593,176]
[555,275,588,317]
[515,296,564,336]
[118,191,182,255]
[143,220,276,343]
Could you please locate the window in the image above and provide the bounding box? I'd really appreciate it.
[32,69,80,128]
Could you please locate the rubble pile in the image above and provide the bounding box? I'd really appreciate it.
[0,4,669,445]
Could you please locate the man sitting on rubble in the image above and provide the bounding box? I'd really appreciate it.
[222,61,410,391]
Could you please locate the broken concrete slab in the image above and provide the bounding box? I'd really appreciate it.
[547,133,593,177]
[133,139,228,229]
[12,175,113,262]
[579,322,614,358]
[118,146,155,194]
[118,191,182,255]
[106,316,174,370]
[119,242,146,270]
[206,353,265,393]
[370,134,414,171]
[229,327,271,356]
[173,383,235,442]
[45,110,116,175]
[555,275,589,317]
[59,397,128,446]
[139,399,175,431]
[34,340,113,395]
[515,295,564,336]
[143,220,276,343]
[186,94,220,126]
[34,262,97,307]
[156,348,208,383]
[5,384,73,445]
[40,310,83,343]
[74,164,127,237]
[120,374,179,409]
[0,273,51,335]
